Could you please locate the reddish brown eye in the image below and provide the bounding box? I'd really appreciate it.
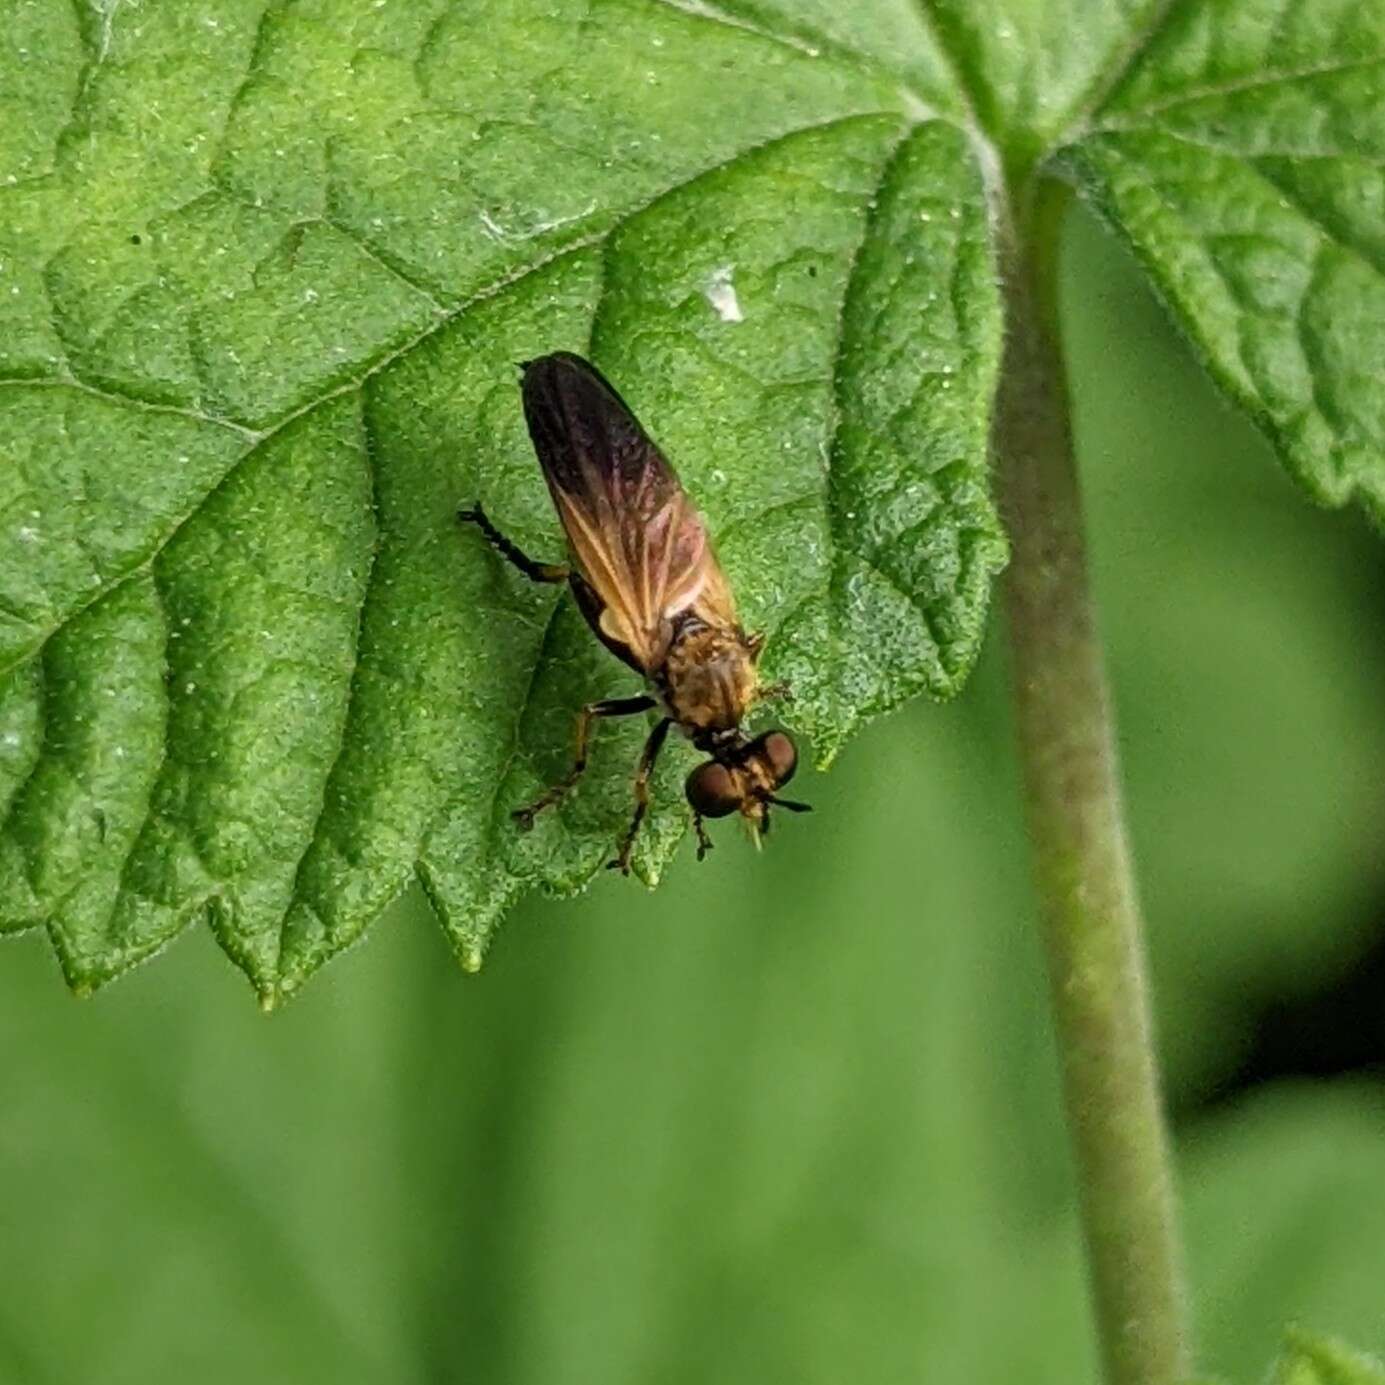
[686,762,740,817]
[750,730,797,787]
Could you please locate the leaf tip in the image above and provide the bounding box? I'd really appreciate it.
[56,947,106,1000]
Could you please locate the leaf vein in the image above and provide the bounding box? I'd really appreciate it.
[1059,0,1192,142]
[3,113,904,693]
[1089,54,1385,132]
[907,0,984,129]
[271,392,380,989]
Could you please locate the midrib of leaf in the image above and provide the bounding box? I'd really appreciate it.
[3,0,1207,563]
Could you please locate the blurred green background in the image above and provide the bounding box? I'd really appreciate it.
[3,203,1384,1384]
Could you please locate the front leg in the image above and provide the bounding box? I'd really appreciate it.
[693,813,714,862]
[514,695,656,828]
[608,716,673,876]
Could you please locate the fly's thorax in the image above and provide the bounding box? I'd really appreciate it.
[659,622,758,732]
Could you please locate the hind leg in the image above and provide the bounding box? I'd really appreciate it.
[459,503,569,584]
[608,717,673,875]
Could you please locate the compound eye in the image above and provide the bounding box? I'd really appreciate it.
[686,762,741,818]
[752,730,798,787]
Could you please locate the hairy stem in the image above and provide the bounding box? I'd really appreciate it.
[995,178,1190,1385]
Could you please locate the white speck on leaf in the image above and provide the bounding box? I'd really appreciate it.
[703,264,743,323]
[477,210,508,242]
[480,203,596,242]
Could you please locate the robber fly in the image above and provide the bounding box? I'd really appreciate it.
[458,351,809,874]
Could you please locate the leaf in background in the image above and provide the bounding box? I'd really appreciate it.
[1269,1330,1385,1385]
[1061,0,1385,520]
[1181,1091,1385,1380]
[2,0,1381,999]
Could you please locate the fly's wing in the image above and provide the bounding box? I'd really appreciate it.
[520,352,736,673]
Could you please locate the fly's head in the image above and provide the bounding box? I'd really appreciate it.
[684,730,810,843]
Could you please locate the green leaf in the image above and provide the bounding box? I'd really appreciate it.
[1270,1331,1385,1385]
[2,0,1380,998]
[0,2,1005,998]
[1061,0,1385,520]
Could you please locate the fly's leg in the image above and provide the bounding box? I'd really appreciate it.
[693,813,714,862]
[513,695,657,830]
[607,717,673,876]
[458,503,569,584]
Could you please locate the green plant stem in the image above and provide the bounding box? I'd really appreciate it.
[994,178,1191,1385]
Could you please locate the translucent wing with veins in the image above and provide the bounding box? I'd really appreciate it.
[520,352,736,675]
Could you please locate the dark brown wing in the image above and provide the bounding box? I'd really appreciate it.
[520,352,736,673]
